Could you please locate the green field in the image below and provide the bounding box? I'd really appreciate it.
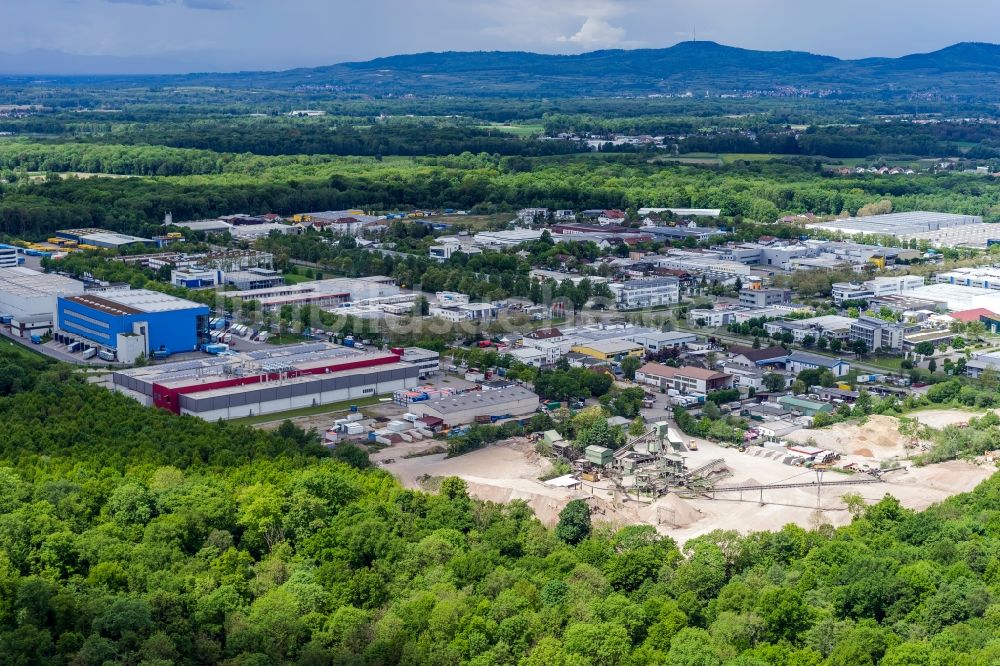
[282,271,316,285]
[475,123,544,137]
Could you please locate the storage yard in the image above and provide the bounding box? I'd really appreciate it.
[376,408,995,544]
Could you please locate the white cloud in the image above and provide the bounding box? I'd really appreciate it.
[558,17,627,47]
[106,0,237,9]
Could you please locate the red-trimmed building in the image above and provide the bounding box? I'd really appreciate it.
[112,343,420,420]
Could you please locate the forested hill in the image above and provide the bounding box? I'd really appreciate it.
[11,41,1000,98]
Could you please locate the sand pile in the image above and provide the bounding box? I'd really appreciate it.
[786,415,909,459]
[656,493,704,528]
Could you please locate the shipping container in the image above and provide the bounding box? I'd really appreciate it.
[81,348,96,360]
[98,350,116,362]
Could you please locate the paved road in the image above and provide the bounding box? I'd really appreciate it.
[0,326,111,366]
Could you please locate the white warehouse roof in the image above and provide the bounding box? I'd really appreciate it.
[0,267,84,298]
[811,211,981,237]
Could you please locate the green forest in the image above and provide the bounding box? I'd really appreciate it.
[1,340,1000,665]
[3,142,1000,239]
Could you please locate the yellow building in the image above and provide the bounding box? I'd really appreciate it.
[570,340,645,361]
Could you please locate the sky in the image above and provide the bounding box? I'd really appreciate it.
[4,0,1000,74]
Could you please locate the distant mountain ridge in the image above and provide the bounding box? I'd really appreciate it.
[7,41,1000,98]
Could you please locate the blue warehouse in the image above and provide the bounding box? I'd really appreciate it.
[57,289,210,363]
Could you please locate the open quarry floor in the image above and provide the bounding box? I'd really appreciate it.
[376,409,997,545]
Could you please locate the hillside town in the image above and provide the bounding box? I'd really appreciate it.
[0,203,998,543]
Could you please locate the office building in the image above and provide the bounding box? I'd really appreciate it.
[850,316,907,351]
[739,288,792,307]
[610,277,680,309]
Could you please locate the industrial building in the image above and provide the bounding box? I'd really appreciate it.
[811,211,981,238]
[232,277,399,311]
[936,266,1000,291]
[112,344,420,420]
[0,267,85,336]
[656,251,754,278]
[570,339,645,361]
[170,267,285,290]
[831,275,926,305]
[898,223,1000,249]
[625,330,696,353]
[56,228,154,250]
[610,277,680,309]
[57,289,210,362]
[635,363,734,394]
[764,315,855,342]
[428,302,497,322]
[785,351,851,377]
[170,219,235,234]
[0,246,18,268]
[472,229,545,248]
[900,283,1000,314]
[643,226,725,242]
[407,385,539,426]
[638,207,722,218]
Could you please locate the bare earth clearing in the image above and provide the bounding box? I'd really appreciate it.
[377,409,997,545]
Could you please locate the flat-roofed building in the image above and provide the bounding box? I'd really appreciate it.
[811,211,981,238]
[610,277,680,309]
[56,228,154,250]
[0,267,85,336]
[408,385,539,426]
[570,339,645,361]
[113,344,418,420]
[850,316,907,351]
[57,289,210,362]
[635,363,733,393]
[0,247,18,268]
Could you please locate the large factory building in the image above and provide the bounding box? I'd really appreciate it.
[0,267,85,337]
[112,343,420,420]
[57,289,210,362]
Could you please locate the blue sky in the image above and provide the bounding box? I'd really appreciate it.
[4,0,1000,73]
